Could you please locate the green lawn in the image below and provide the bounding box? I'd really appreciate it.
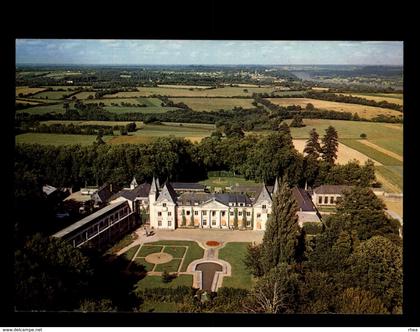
[15,133,113,146]
[218,242,254,289]
[137,245,163,256]
[163,246,187,258]
[154,258,182,273]
[123,245,140,261]
[134,274,193,291]
[146,241,204,272]
[139,301,178,312]
[340,139,402,166]
[132,258,155,272]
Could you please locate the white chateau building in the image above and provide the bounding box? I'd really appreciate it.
[142,176,320,230]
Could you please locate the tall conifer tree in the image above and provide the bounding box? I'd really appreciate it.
[261,177,301,273]
[304,128,322,159]
[321,126,338,164]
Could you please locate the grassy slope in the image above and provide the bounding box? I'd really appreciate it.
[134,274,193,291]
[218,242,254,289]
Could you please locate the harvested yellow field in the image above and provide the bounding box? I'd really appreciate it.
[16,86,47,96]
[382,197,403,217]
[157,84,211,89]
[375,172,401,194]
[357,140,403,161]
[383,124,403,131]
[340,93,403,105]
[268,98,402,120]
[311,87,330,91]
[292,139,382,165]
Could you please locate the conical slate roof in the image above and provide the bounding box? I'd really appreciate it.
[254,183,272,205]
[273,177,279,195]
[149,176,159,195]
[130,177,138,188]
[156,181,177,204]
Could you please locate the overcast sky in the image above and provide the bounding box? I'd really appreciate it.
[15,40,403,66]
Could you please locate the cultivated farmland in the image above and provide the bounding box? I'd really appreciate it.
[267,98,402,119]
[169,97,255,111]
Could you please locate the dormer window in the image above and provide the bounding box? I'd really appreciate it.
[163,203,166,207]
[262,204,266,209]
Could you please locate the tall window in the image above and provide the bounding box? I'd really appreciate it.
[212,211,216,216]
[168,221,172,227]
[318,196,322,204]
[202,211,207,215]
[163,203,166,207]
[221,211,226,216]
[158,212,162,217]
[168,212,172,216]
[186,211,190,215]
[324,196,328,204]
[238,211,242,216]
[212,220,216,226]
[330,196,334,204]
[158,220,162,226]
[194,211,198,215]
[230,211,234,216]
[246,212,251,216]
[257,213,261,218]
[262,204,266,209]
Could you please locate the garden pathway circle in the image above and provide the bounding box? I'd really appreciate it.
[145,252,173,264]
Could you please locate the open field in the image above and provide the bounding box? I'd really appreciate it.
[268,98,402,119]
[339,93,403,105]
[170,97,255,111]
[218,242,254,289]
[44,71,82,78]
[16,87,47,96]
[339,139,402,166]
[16,99,44,106]
[15,133,113,146]
[72,91,96,99]
[382,197,403,217]
[284,119,403,142]
[15,103,67,115]
[292,139,382,165]
[357,140,402,161]
[104,86,279,98]
[157,84,212,89]
[40,120,145,127]
[375,166,403,192]
[30,91,70,100]
[104,106,177,114]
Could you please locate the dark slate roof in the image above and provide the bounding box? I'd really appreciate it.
[230,185,260,193]
[177,192,212,205]
[214,193,252,206]
[292,187,316,212]
[53,201,128,239]
[313,185,353,195]
[111,182,151,201]
[94,183,113,203]
[170,182,205,191]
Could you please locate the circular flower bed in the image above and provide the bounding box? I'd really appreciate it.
[206,241,220,247]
